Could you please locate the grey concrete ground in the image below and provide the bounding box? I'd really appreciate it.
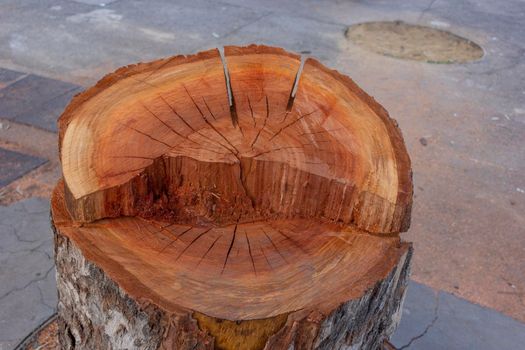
[0,199,55,350]
[392,282,525,350]
[0,0,524,348]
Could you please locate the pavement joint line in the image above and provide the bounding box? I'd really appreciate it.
[198,10,347,55]
[219,11,273,40]
[0,66,88,90]
[0,73,83,132]
[0,147,49,190]
[265,11,350,29]
[417,0,439,22]
[36,284,55,311]
[218,0,357,28]
[2,72,29,87]
[11,225,42,243]
[1,238,52,256]
[90,0,125,9]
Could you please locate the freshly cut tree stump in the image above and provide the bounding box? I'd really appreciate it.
[52,45,413,350]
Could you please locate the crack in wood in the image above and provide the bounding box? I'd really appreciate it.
[270,109,318,141]
[272,227,308,255]
[157,96,240,156]
[120,123,174,148]
[175,227,213,261]
[158,95,196,132]
[201,97,217,121]
[182,84,240,157]
[140,56,180,83]
[110,155,156,160]
[244,231,257,276]
[222,217,240,274]
[136,218,158,235]
[158,238,178,254]
[104,166,151,178]
[176,226,194,239]
[183,84,207,119]
[262,229,288,264]
[298,128,346,136]
[238,158,256,208]
[197,234,222,267]
[142,102,197,144]
[182,146,226,156]
[201,97,241,154]
[259,246,273,271]
[251,146,304,159]
[250,95,270,149]
[246,94,257,127]
[158,224,195,255]
[132,219,152,242]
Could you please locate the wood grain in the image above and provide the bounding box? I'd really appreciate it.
[53,45,414,349]
[59,45,412,233]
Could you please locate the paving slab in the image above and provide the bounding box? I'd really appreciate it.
[0,198,56,350]
[392,281,525,349]
[207,13,345,66]
[69,0,118,5]
[0,0,263,85]
[9,86,83,132]
[220,0,429,27]
[0,147,47,188]
[0,74,82,131]
[107,0,267,46]
[0,68,25,89]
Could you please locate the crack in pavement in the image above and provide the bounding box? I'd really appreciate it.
[417,0,438,22]
[3,224,41,244]
[398,292,440,349]
[36,283,56,311]
[0,265,54,302]
[1,238,52,255]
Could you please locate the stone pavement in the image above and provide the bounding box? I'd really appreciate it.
[0,148,46,188]
[0,71,81,132]
[392,282,525,350]
[0,199,55,350]
[0,0,524,348]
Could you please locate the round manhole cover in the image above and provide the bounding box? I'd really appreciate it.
[346,21,483,63]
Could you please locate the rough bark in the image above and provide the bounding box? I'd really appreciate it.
[54,226,212,350]
[54,222,412,350]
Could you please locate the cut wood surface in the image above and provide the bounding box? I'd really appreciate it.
[52,45,413,349]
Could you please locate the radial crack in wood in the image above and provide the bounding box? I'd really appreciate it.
[59,45,411,234]
[53,44,414,350]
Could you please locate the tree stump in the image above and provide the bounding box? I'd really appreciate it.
[52,45,413,350]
